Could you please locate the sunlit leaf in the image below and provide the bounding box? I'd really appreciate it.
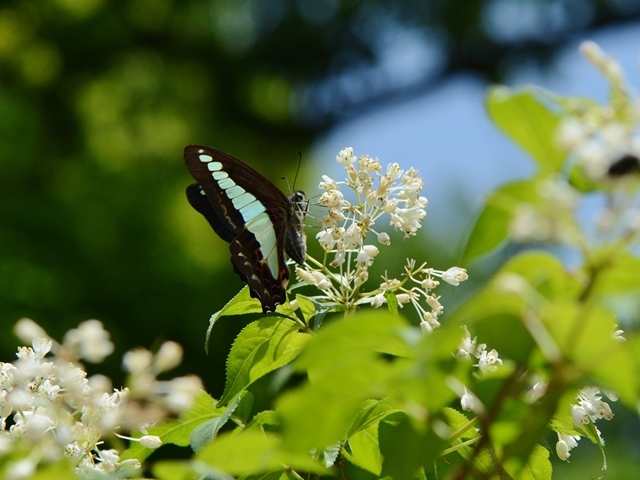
[462,179,538,263]
[219,317,310,405]
[506,444,552,480]
[205,287,263,353]
[486,87,565,173]
[197,431,326,476]
[190,391,246,452]
[122,390,222,462]
[343,423,383,475]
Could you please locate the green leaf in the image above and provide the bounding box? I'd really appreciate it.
[338,401,398,474]
[277,312,411,451]
[205,286,263,353]
[190,391,246,452]
[507,444,552,480]
[121,390,222,462]
[346,399,397,438]
[219,317,310,405]
[486,86,565,173]
[294,311,412,376]
[461,179,538,263]
[583,422,608,473]
[379,413,446,480]
[591,251,640,295]
[294,293,338,330]
[246,410,279,432]
[295,294,316,323]
[442,407,478,441]
[279,359,393,452]
[541,302,636,402]
[243,471,301,480]
[323,441,342,468]
[153,460,219,480]
[29,462,76,480]
[500,250,581,300]
[385,290,399,316]
[344,423,383,475]
[197,431,326,476]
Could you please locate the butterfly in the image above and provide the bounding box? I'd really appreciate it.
[184,144,307,313]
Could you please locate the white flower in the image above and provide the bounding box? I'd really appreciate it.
[425,295,443,315]
[557,118,588,149]
[571,404,590,426]
[13,319,49,344]
[319,175,337,190]
[330,250,345,267]
[122,348,154,374]
[356,249,370,268]
[316,229,336,249]
[556,433,580,461]
[527,381,547,403]
[63,320,114,363]
[420,320,433,334]
[32,338,52,358]
[336,147,356,165]
[385,162,403,181]
[580,40,606,65]
[395,293,410,304]
[157,375,203,412]
[354,269,368,288]
[154,342,183,374]
[139,435,162,449]
[421,277,439,291]
[477,349,502,373]
[577,140,609,178]
[377,232,391,245]
[362,245,379,259]
[441,267,468,286]
[370,293,386,308]
[391,206,426,236]
[460,388,480,413]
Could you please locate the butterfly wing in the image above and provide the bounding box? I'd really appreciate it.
[186,183,236,243]
[184,144,294,312]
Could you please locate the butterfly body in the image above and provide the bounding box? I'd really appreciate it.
[184,145,307,313]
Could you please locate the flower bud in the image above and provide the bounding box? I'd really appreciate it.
[154,342,183,373]
[14,319,49,344]
[139,435,163,449]
[377,232,391,245]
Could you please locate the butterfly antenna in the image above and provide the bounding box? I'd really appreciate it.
[281,151,304,193]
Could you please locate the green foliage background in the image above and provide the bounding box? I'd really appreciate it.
[2,2,640,477]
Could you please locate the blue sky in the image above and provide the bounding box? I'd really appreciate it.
[312,21,640,251]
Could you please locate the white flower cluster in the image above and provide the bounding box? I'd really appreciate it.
[509,177,580,244]
[456,327,503,414]
[456,326,502,374]
[296,147,467,318]
[554,386,617,461]
[0,318,203,479]
[556,41,640,180]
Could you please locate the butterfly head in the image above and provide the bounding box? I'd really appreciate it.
[289,190,309,222]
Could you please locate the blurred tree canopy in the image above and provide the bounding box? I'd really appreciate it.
[1,0,640,391]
